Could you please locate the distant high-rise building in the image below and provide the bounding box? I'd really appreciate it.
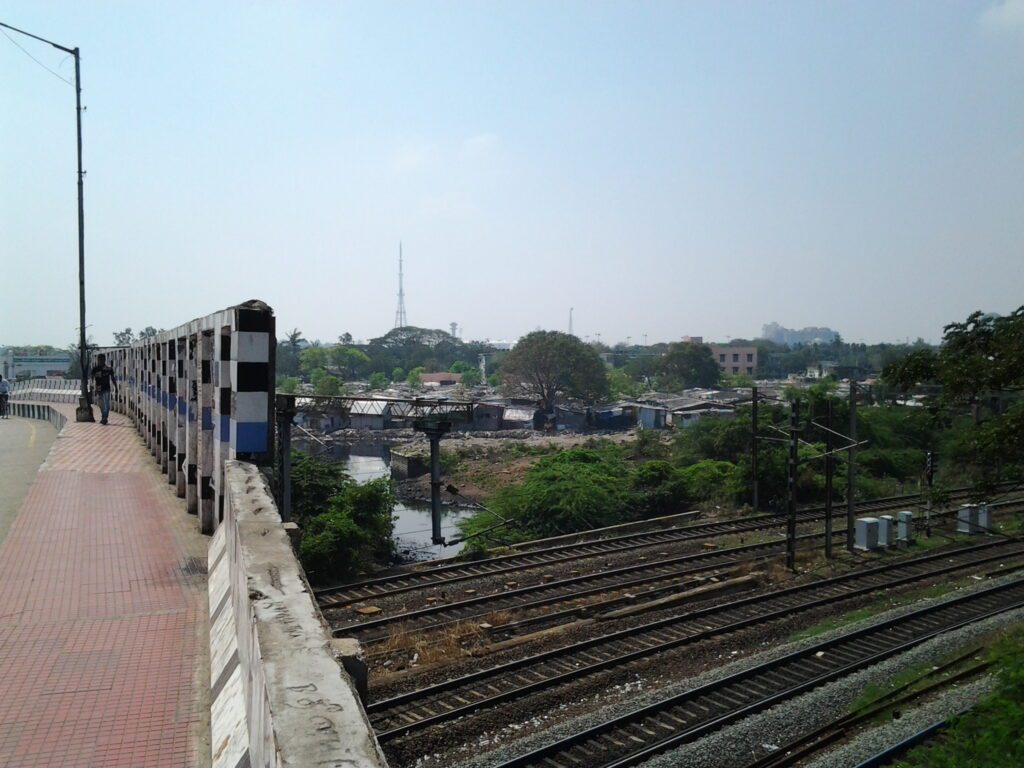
[760,322,838,347]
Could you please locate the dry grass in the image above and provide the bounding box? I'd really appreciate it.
[372,619,490,673]
[484,610,513,626]
[411,620,488,666]
[374,622,418,657]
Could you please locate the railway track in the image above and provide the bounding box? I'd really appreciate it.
[318,486,998,609]
[368,537,1024,742]
[743,646,990,767]
[850,711,966,768]
[487,576,1024,768]
[333,530,836,644]
[332,498,1022,644]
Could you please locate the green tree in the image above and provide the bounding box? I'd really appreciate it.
[484,447,632,538]
[300,347,329,376]
[278,376,300,394]
[330,346,371,380]
[277,328,305,378]
[407,366,425,389]
[722,372,753,388]
[392,367,405,382]
[367,372,388,390]
[113,327,135,346]
[678,460,736,502]
[459,367,482,387]
[631,460,689,517]
[311,368,341,396]
[501,330,610,412]
[658,342,720,390]
[608,368,644,400]
[884,306,1024,489]
[290,451,395,582]
[138,326,159,339]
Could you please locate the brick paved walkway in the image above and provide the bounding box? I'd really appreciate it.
[0,407,210,768]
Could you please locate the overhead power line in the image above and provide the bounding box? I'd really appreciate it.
[1,28,73,85]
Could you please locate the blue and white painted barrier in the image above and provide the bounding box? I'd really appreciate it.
[97,300,276,535]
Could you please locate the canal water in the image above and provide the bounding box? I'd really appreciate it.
[299,440,475,560]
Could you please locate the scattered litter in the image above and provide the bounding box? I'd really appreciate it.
[355,605,381,615]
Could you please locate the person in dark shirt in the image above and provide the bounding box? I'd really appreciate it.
[91,354,119,425]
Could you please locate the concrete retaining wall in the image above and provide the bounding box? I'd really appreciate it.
[209,460,386,768]
[9,401,68,432]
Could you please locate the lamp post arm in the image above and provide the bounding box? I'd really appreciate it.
[0,20,75,53]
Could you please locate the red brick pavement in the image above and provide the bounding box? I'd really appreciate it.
[0,408,208,767]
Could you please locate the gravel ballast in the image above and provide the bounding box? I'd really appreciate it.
[441,574,1024,768]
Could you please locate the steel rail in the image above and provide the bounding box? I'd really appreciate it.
[355,497,1023,645]
[333,498,1020,641]
[487,577,1024,768]
[333,530,835,642]
[318,485,1000,607]
[369,537,1024,741]
[850,710,967,768]
[746,657,989,768]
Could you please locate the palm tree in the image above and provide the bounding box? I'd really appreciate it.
[285,328,304,352]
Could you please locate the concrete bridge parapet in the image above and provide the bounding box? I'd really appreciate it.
[9,378,81,403]
[97,299,276,535]
[210,460,387,768]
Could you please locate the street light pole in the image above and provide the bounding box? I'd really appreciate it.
[0,21,93,421]
[72,46,92,420]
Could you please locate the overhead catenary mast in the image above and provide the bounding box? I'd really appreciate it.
[394,242,408,329]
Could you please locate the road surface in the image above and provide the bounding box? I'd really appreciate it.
[0,416,57,547]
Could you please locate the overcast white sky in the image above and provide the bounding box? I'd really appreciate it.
[2,1,1022,348]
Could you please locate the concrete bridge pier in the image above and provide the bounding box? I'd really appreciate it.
[175,335,187,498]
[186,330,199,515]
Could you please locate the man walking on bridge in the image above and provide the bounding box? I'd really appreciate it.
[91,354,119,425]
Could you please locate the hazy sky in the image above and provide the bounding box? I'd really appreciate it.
[2,1,1022,348]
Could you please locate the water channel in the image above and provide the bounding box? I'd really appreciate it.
[298,440,475,560]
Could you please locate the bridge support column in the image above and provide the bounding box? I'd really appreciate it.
[175,336,187,497]
[186,331,199,514]
[199,331,215,534]
[160,340,170,473]
[214,324,232,526]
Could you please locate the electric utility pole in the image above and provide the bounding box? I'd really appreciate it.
[786,398,800,572]
[846,382,858,551]
[824,398,834,559]
[925,450,936,537]
[751,385,759,512]
[0,21,93,421]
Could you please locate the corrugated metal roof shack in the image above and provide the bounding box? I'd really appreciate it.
[502,406,538,430]
[349,399,392,430]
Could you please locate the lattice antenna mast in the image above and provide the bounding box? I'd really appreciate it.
[394,242,408,328]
